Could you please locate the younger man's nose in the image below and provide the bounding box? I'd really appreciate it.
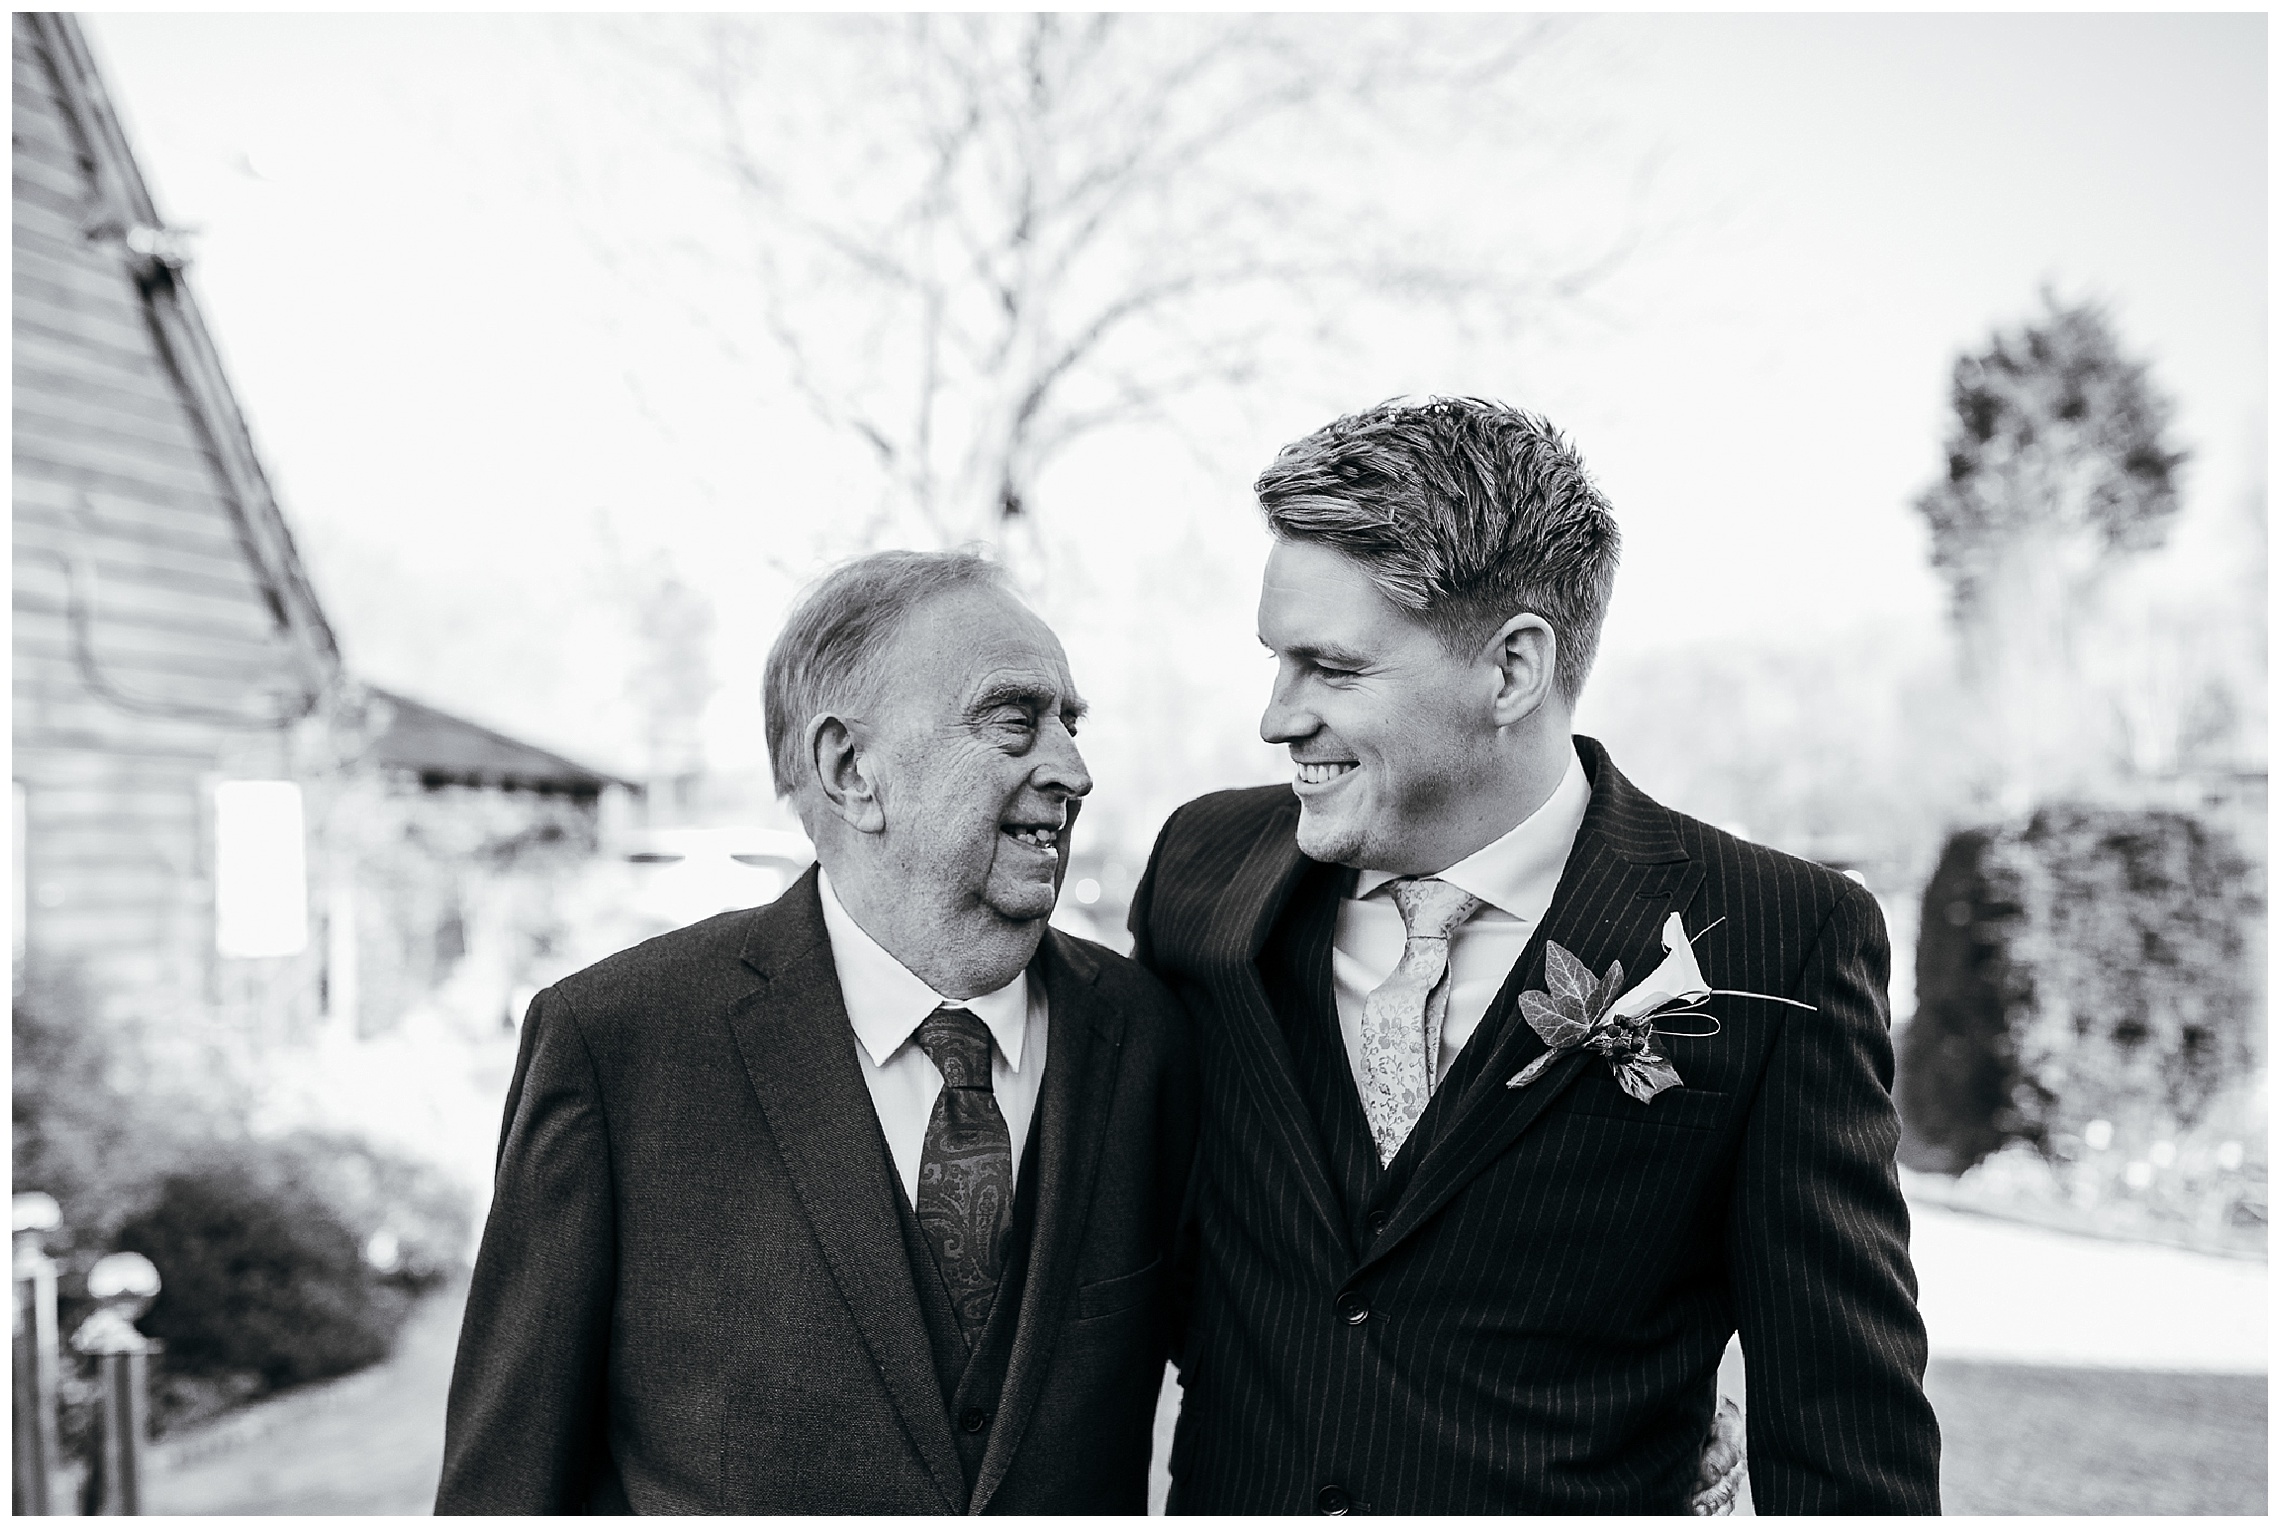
[1260,677,1315,746]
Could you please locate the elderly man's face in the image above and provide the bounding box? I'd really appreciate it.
[863,586,1091,928]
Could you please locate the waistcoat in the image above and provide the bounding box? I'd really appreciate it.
[889,1105,1044,1505]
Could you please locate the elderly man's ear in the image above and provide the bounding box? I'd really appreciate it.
[810,716,887,834]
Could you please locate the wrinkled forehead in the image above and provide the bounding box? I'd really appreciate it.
[877,585,1083,714]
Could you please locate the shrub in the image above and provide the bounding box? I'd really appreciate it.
[11,973,215,1261]
[113,1157,411,1390]
[1901,806,2261,1174]
[14,973,472,1435]
[1898,830,2015,1173]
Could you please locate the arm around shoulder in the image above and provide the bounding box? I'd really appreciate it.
[435,987,621,1513]
[1727,884,1942,1514]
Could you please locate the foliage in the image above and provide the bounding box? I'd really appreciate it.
[1914,292,2186,625]
[1897,830,2014,1173]
[1900,807,2261,1175]
[14,974,474,1436]
[1910,294,2194,804]
[113,1159,411,1390]
[12,972,221,1259]
[1994,804,2260,1137]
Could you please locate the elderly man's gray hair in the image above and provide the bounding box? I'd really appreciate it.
[763,548,1009,798]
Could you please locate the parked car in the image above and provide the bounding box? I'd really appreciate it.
[614,826,816,935]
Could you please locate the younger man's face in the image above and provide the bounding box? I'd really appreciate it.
[1256,538,1507,876]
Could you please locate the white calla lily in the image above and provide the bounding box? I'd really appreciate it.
[1606,912,1712,1021]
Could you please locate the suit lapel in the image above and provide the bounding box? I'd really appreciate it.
[968,932,1121,1513]
[1197,799,1349,1250]
[1358,740,1708,1275]
[726,869,965,1512]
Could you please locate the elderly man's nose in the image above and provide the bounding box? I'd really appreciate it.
[1048,743,1094,802]
[1037,726,1092,798]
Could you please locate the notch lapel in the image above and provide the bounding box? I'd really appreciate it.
[726,870,965,1512]
[1358,742,1708,1274]
[1196,800,1349,1250]
[968,932,1121,1513]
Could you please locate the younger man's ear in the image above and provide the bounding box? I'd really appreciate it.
[1486,614,1558,728]
[810,715,886,833]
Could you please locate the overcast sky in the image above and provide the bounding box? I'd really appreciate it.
[82,13,2265,807]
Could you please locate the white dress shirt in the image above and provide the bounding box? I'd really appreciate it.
[817,867,1048,1206]
[1333,740,1592,1088]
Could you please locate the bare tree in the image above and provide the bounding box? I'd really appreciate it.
[638,14,1639,563]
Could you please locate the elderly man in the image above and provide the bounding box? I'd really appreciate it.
[438,550,1196,1513]
[1132,398,1940,1514]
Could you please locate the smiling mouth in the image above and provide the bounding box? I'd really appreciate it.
[1294,762,1358,787]
[1002,824,1062,850]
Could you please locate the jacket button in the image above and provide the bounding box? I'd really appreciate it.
[961,1407,990,1434]
[1317,1484,1351,1515]
[1365,1210,1389,1237]
[1337,1294,1369,1326]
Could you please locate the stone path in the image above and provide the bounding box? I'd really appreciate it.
[138,1281,466,1516]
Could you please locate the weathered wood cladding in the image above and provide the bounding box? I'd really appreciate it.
[12,13,338,1034]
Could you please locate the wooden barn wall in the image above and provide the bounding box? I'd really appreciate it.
[12,14,322,1038]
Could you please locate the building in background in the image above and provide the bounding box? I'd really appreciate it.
[13,10,342,1056]
[12,12,629,1063]
[336,687,636,1039]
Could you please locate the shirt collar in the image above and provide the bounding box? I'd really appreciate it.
[1353,738,1592,922]
[816,866,1030,1073]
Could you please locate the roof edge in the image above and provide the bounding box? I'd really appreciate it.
[32,12,344,691]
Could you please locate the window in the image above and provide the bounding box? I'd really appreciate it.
[214,780,308,958]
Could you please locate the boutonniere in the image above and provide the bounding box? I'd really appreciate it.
[1506,912,1816,1103]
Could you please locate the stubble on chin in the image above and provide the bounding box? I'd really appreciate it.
[1293,802,1365,868]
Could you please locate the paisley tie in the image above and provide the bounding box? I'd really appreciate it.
[1358,876,1482,1166]
[913,1006,1014,1340]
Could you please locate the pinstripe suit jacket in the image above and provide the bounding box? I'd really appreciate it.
[1131,737,1939,1514]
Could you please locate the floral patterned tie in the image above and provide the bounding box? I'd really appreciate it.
[913,1006,1013,1339]
[1358,877,1482,1166]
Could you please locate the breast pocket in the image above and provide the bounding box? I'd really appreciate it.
[1073,1256,1162,1322]
[1557,1076,1732,1133]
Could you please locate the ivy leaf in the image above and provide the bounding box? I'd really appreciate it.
[1582,957,1626,1028]
[1614,1051,1684,1104]
[1545,941,1597,1009]
[1520,988,1590,1051]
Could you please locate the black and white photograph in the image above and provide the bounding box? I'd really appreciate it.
[10,9,2265,1516]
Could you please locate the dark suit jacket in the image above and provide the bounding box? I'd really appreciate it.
[1131,737,1940,1514]
[436,866,1198,1513]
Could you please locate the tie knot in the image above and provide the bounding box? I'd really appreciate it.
[1388,876,1481,942]
[915,1006,996,1090]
